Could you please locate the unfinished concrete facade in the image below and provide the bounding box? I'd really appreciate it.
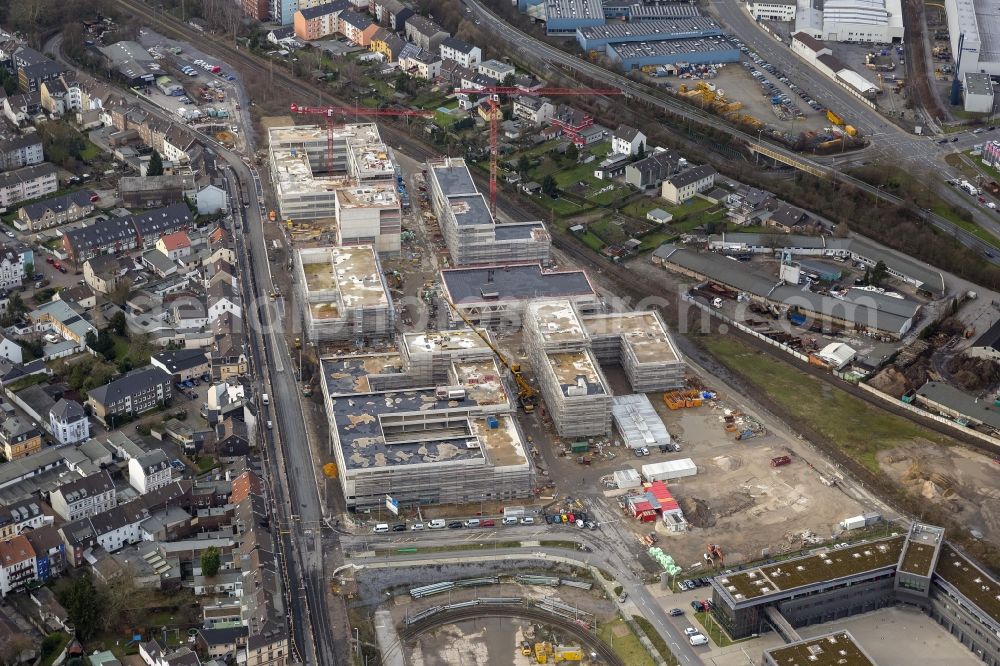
[524,299,612,438]
[425,158,550,266]
[583,311,685,391]
[294,246,394,343]
[268,124,401,254]
[320,346,534,510]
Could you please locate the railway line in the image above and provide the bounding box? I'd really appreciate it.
[398,604,626,666]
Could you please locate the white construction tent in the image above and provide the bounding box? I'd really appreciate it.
[613,468,642,489]
[611,394,671,450]
[642,458,697,482]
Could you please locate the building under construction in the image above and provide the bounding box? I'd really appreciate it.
[425,158,550,265]
[268,124,401,254]
[319,343,534,509]
[294,246,394,344]
[524,299,612,438]
[440,263,600,326]
[583,310,685,391]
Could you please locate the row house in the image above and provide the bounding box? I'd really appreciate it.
[405,15,448,52]
[0,134,43,171]
[23,524,65,583]
[372,0,412,30]
[0,416,42,461]
[129,449,172,494]
[1,91,41,125]
[13,46,67,92]
[48,470,117,522]
[293,0,352,40]
[0,498,53,541]
[212,331,249,380]
[370,28,407,62]
[16,189,96,232]
[62,203,192,264]
[339,10,378,46]
[39,78,82,116]
[0,163,58,207]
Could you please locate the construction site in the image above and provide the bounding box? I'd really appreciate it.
[294,245,395,344]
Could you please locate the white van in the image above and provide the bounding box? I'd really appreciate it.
[262,393,269,405]
[373,523,389,533]
[427,519,447,529]
[502,516,518,525]
[689,634,708,647]
[464,518,481,528]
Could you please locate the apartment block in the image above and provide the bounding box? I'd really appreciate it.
[524,299,612,438]
[425,158,550,266]
[86,366,174,426]
[294,246,394,343]
[334,185,401,254]
[0,163,57,207]
[0,134,43,171]
[49,470,117,522]
[583,310,685,392]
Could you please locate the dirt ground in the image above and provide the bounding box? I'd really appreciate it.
[878,441,1000,540]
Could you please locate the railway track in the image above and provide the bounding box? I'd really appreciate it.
[399,605,625,665]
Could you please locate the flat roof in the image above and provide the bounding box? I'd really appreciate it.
[967,71,995,95]
[494,222,545,241]
[628,3,702,18]
[935,544,1000,626]
[347,125,394,179]
[402,330,492,355]
[545,0,603,20]
[449,194,494,228]
[322,355,527,471]
[298,246,389,318]
[547,349,607,396]
[270,146,346,196]
[336,185,399,209]
[583,311,679,363]
[528,299,588,345]
[611,393,670,448]
[442,263,595,306]
[899,523,943,577]
[578,17,721,40]
[718,535,905,602]
[764,631,876,666]
[322,354,402,394]
[430,161,477,196]
[609,35,738,59]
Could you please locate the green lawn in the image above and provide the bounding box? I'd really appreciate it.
[79,140,102,161]
[577,230,605,250]
[622,198,670,220]
[40,633,70,666]
[633,616,680,665]
[598,619,655,666]
[194,455,218,474]
[587,140,613,158]
[694,612,739,647]
[672,207,726,233]
[532,193,588,216]
[700,336,955,472]
[666,197,715,219]
[931,203,1000,245]
[638,231,676,251]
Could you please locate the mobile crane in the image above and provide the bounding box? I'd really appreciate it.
[444,298,538,413]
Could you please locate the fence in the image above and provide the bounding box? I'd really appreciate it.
[687,296,810,362]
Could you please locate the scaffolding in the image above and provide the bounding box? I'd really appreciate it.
[583,311,685,392]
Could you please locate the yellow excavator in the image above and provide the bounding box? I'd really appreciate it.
[444,298,538,413]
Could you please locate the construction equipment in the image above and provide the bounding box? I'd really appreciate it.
[288,103,434,173]
[302,383,313,397]
[521,640,532,656]
[444,298,538,412]
[826,109,845,126]
[451,86,621,217]
[706,543,725,567]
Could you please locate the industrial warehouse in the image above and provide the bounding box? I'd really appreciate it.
[425,158,551,265]
[319,334,534,509]
[710,523,1000,666]
[268,123,402,254]
[294,245,394,343]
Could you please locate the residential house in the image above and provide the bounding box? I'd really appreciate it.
[86,366,174,426]
[612,124,646,156]
[405,16,448,52]
[0,163,58,207]
[478,59,515,82]
[339,10,377,45]
[132,203,194,249]
[439,37,481,68]
[196,185,227,215]
[151,348,210,382]
[0,416,42,461]
[49,398,90,445]
[55,284,97,309]
[156,231,192,261]
[16,190,96,232]
[0,244,25,289]
[230,470,264,505]
[23,525,64,583]
[49,470,117,522]
[661,164,717,204]
[0,334,22,364]
[370,29,407,62]
[84,255,130,295]
[13,46,67,92]
[243,0,270,22]
[162,126,197,164]
[212,332,248,380]
[437,60,474,86]
[765,203,810,232]
[1,91,41,125]
[197,626,248,662]
[208,417,251,461]
[0,499,52,541]
[513,96,554,125]
[63,203,192,263]
[0,535,36,597]
[550,104,595,145]
[39,78,79,115]
[208,280,241,322]
[129,449,172,494]
[293,0,352,41]
[373,0,413,30]
[400,49,441,79]
[0,134,43,171]
[30,299,97,345]
[624,149,680,190]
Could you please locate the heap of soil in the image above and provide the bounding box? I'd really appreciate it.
[680,497,715,528]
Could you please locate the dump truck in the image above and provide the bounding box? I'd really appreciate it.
[826,109,844,126]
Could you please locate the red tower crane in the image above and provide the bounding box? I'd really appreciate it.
[288,103,433,173]
[452,87,622,216]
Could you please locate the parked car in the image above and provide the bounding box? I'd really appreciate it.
[617,592,628,603]
[410,522,424,531]
[480,519,496,527]
[668,608,684,617]
[448,521,463,529]
[520,517,535,525]
[691,601,703,612]
[684,627,699,636]
[427,519,446,529]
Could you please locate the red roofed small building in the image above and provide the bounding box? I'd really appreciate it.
[155,231,192,261]
[0,534,37,597]
[229,470,264,505]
